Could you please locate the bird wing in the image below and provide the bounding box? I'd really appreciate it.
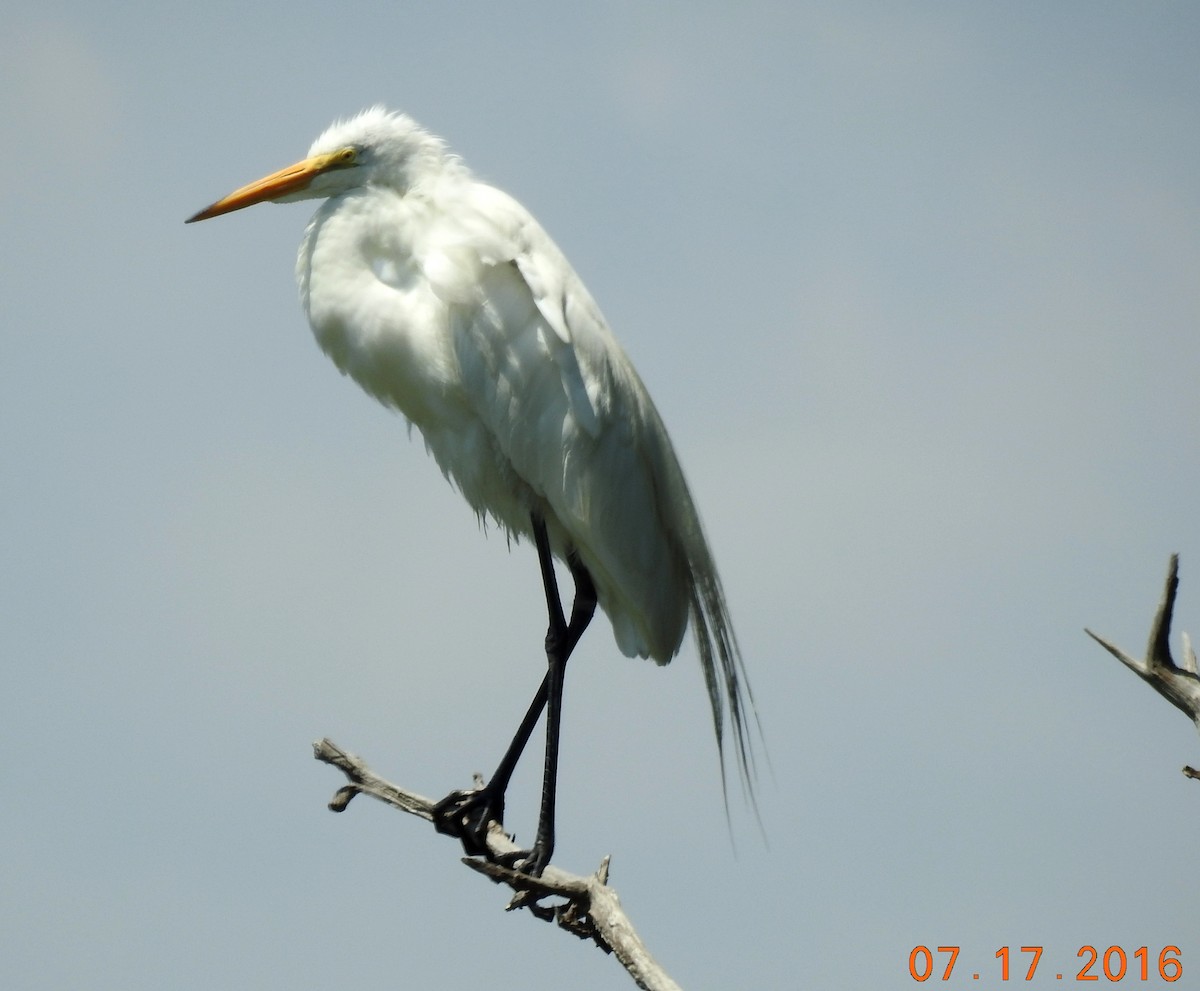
[417,182,688,656]
[419,184,601,439]
[419,178,759,801]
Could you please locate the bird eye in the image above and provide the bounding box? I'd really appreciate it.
[335,147,358,167]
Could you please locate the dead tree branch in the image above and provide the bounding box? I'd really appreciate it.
[1085,553,1200,779]
[312,738,683,991]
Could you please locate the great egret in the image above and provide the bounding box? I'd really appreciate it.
[187,107,757,875]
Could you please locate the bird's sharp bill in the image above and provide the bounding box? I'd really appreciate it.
[185,150,345,223]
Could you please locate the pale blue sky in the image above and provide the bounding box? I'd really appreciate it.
[3,4,1199,989]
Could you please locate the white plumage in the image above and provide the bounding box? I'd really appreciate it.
[188,107,757,853]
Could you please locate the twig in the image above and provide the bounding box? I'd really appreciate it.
[1085,554,1200,779]
[312,738,683,991]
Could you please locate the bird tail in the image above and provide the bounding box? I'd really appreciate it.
[687,544,763,815]
[639,390,763,815]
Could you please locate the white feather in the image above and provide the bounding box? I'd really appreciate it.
[279,107,757,791]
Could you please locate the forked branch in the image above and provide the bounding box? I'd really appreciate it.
[312,738,682,991]
[1085,554,1200,779]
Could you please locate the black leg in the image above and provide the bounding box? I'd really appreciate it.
[432,673,548,855]
[433,514,595,874]
[522,515,596,875]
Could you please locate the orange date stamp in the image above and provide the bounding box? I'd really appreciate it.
[908,945,1183,983]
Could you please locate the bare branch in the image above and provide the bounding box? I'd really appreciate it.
[312,738,683,991]
[314,738,435,818]
[1086,554,1200,778]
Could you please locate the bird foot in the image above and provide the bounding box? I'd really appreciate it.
[432,787,551,876]
[432,785,507,857]
[498,843,551,878]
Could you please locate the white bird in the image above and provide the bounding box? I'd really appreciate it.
[188,106,757,874]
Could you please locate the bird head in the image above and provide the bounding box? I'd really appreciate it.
[186,107,446,223]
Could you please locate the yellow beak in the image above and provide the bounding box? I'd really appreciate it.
[186,149,350,223]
